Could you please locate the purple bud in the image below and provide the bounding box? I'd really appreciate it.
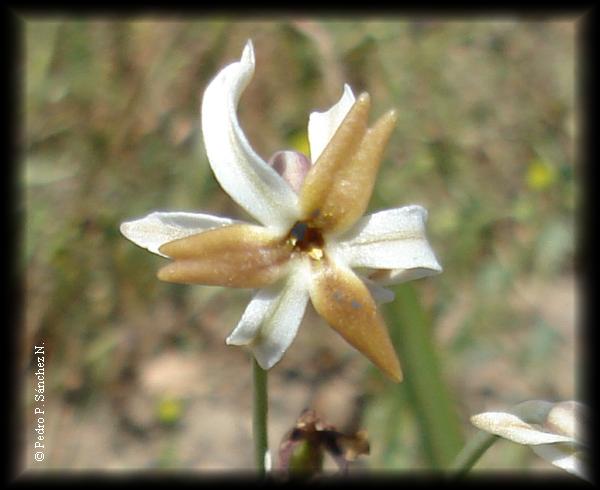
[268,150,311,194]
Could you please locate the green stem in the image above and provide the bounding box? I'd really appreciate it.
[252,358,269,475]
[449,431,499,478]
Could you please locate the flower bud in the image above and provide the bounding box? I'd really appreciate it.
[268,150,311,193]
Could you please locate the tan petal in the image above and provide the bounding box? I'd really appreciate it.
[299,94,369,229]
[309,260,402,382]
[157,224,292,288]
[299,93,398,234]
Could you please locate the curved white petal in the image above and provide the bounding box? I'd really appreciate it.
[120,211,237,257]
[201,40,299,232]
[330,205,442,284]
[471,412,574,445]
[226,261,311,369]
[307,83,355,163]
[545,401,584,441]
[533,445,589,481]
[225,288,276,346]
[372,267,444,286]
[359,275,396,304]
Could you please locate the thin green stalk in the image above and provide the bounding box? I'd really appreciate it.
[253,358,269,476]
[449,431,499,478]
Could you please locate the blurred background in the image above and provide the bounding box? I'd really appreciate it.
[22,18,578,473]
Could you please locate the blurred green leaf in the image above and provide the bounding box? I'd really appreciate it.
[365,383,418,469]
[385,284,464,469]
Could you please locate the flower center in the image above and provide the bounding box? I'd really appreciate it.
[287,221,325,261]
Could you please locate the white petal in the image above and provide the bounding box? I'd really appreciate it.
[359,275,396,304]
[545,401,584,441]
[330,205,442,284]
[120,211,237,257]
[307,83,355,163]
[225,288,275,345]
[532,445,589,481]
[471,412,574,445]
[380,267,442,286]
[226,261,310,369]
[201,40,299,232]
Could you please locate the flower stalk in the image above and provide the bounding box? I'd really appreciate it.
[252,358,269,475]
[449,431,499,478]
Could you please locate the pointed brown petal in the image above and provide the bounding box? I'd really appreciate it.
[157,224,292,288]
[299,93,370,230]
[339,109,397,226]
[300,94,398,234]
[309,261,402,382]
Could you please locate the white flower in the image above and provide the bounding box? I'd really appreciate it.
[471,400,589,481]
[120,40,442,382]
